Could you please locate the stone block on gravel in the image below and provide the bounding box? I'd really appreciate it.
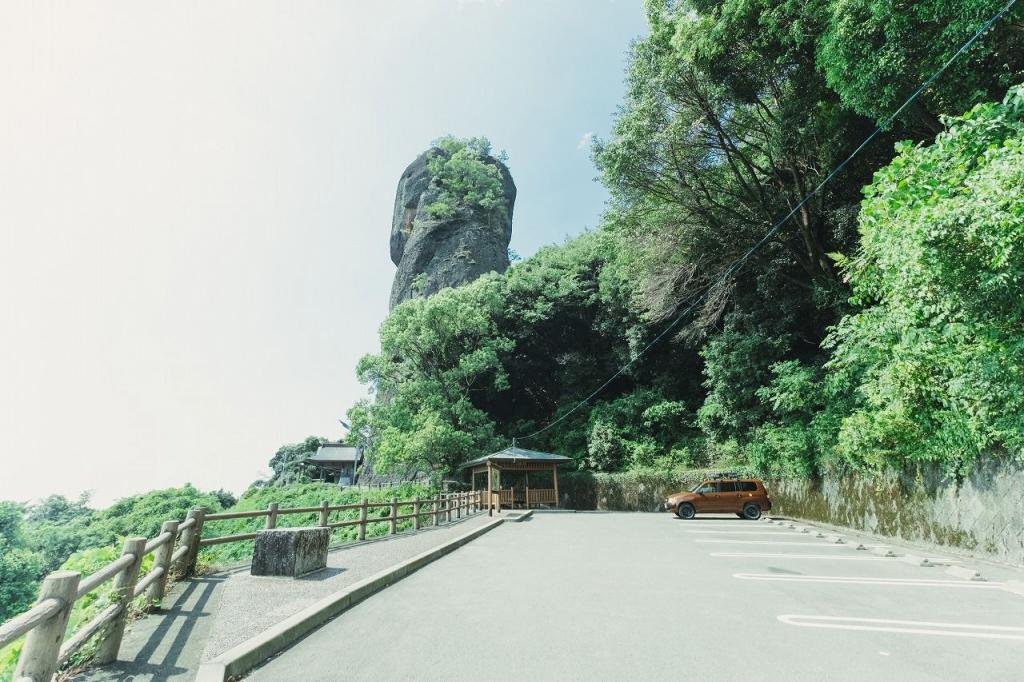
[251,527,329,578]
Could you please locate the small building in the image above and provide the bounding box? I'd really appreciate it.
[459,446,572,509]
[303,444,362,487]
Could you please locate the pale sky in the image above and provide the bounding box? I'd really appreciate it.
[0,0,647,507]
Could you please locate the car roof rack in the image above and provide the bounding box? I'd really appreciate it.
[709,471,743,480]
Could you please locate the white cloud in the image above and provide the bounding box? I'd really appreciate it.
[578,131,594,150]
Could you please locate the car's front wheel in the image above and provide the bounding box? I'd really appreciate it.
[742,503,761,520]
[677,502,695,520]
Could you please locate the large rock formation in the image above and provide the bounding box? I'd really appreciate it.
[389,147,516,310]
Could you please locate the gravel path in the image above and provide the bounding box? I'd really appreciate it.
[200,512,495,661]
[74,511,496,681]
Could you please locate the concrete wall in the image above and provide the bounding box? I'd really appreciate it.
[769,456,1024,566]
[559,470,714,513]
[560,458,1024,566]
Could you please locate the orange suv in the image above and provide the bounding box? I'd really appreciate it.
[664,476,772,520]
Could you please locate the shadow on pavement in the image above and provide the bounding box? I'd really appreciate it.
[73,575,225,682]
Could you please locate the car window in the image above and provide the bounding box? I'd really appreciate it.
[696,483,716,494]
[718,481,736,492]
[736,481,757,492]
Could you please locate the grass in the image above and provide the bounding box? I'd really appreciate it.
[0,482,439,681]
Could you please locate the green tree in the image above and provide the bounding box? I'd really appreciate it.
[23,494,95,575]
[424,136,509,220]
[0,502,45,621]
[266,436,325,486]
[83,485,230,547]
[353,276,512,476]
[826,85,1024,473]
[817,0,1024,135]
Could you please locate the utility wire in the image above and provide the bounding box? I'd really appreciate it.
[516,0,1018,443]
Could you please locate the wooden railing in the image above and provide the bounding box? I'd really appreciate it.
[0,490,484,681]
[492,487,556,508]
[342,478,430,491]
[524,488,557,505]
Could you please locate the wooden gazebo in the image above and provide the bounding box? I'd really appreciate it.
[460,447,572,512]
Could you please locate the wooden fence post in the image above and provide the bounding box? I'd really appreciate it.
[358,498,368,541]
[266,502,278,530]
[175,508,196,577]
[389,497,398,534]
[433,497,440,526]
[14,570,80,682]
[446,494,452,523]
[456,493,462,519]
[147,520,178,606]
[181,506,207,577]
[94,536,146,664]
[319,500,330,527]
[413,497,421,531]
[525,487,530,510]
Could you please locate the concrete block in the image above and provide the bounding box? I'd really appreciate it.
[251,527,329,578]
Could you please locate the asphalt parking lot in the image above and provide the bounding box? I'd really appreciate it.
[250,512,1024,681]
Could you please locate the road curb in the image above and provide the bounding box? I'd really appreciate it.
[195,516,505,682]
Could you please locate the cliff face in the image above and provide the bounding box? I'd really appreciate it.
[389,148,516,310]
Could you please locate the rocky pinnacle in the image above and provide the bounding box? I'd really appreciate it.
[389,147,516,310]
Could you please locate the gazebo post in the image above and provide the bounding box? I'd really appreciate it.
[487,461,493,517]
[553,463,560,509]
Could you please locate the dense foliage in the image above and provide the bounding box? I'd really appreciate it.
[0,479,431,680]
[0,503,43,622]
[424,136,509,220]
[198,482,432,564]
[827,87,1024,472]
[0,485,233,680]
[262,436,325,486]
[353,1,1024,482]
[3,1,1022,665]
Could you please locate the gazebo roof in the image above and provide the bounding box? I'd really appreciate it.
[459,446,572,470]
[304,444,360,465]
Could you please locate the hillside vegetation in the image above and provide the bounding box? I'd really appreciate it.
[3,0,1022,674]
[350,0,1024,482]
[0,481,431,680]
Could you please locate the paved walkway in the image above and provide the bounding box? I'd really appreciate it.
[251,512,1024,682]
[74,512,495,682]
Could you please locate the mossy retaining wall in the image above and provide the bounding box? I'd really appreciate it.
[769,457,1024,566]
[560,458,1024,566]
[559,469,726,513]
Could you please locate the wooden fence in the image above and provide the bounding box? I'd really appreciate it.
[0,491,484,681]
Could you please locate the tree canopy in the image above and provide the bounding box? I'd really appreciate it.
[353,1,1023,481]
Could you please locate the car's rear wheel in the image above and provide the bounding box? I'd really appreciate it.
[742,503,761,520]
[677,503,695,520]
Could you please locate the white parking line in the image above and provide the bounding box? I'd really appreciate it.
[696,539,848,546]
[686,530,800,535]
[711,552,895,560]
[777,615,1024,641]
[735,573,1004,589]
